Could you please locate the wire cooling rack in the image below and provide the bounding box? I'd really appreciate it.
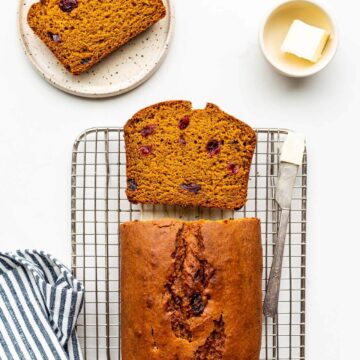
[71,128,306,360]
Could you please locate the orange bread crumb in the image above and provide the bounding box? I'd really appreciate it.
[27,0,166,75]
[125,101,257,210]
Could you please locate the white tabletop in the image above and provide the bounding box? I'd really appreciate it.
[0,0,359,358]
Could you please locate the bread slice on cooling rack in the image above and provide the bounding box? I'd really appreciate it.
[124,101,257,210]
[27,0,166,75]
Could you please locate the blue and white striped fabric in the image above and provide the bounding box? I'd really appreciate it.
[0,250,84,360]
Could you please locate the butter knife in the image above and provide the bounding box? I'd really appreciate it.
[263,132,305,317]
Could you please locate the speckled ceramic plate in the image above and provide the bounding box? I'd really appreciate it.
[18,0,174,98]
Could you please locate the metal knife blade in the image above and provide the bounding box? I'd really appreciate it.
[263,132,305,317]
[275,162,299,209]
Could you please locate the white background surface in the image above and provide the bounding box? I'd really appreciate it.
[0,0,359,358]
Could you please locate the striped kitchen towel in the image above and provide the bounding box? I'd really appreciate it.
[0,250,84,360]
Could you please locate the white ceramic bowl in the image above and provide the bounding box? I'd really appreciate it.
[259,0,338,77]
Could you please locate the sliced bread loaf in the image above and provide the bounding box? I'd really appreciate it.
[124,101,256,210]
[28,0,166,75]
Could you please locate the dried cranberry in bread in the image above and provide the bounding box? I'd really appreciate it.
[27,0,166,75]
[125,101,256,210]
[121,218,263,360]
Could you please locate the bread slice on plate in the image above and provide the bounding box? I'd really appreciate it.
[124,101,257,210]
[27,0,166,75]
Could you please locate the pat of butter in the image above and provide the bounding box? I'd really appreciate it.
[281,20,330,63]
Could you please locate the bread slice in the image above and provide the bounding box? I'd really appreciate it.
[124,101,256,210]
[27,0,166,75]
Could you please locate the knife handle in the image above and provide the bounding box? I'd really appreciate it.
[263,209,290,317]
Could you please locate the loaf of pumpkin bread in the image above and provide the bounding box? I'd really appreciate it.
[27,0,166,75]
[125,101,257,210]
[121,218,263,360]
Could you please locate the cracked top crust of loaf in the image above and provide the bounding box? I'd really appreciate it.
[124,101,257,210]
[27,0,166,75]
[120,218,263,360]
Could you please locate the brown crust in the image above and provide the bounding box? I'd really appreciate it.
[120,218,263,360]
[27,0,166,75]
[124,100,257,210]
[124,100,193,133]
